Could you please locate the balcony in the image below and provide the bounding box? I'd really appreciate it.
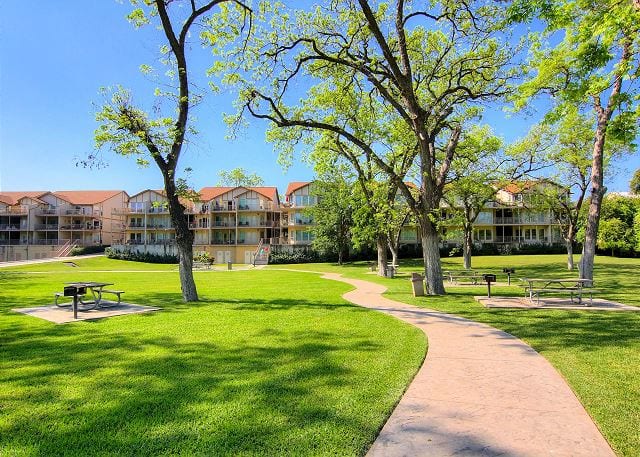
[0,206,28,215]
[494,217,551,225]
[0,224,26,231]
[62,208,95,216]
[290,219,314,226]
[36,208,59,216]
[59,224,97,230]
[33,239,61,245]
[113,207,146,214]
[34,224,59,230]
[212,203,235,212]
[212,240,236,245]
[189,223,210,229]
[0,239,26,245]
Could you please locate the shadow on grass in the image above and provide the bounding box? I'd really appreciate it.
[0,310,383,456]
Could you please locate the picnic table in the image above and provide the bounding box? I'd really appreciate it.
[445,270,481,285]
[55,282,125,311]
[519,278,597,306]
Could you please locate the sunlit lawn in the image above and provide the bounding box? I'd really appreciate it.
[277,254,640,456]
[0,257,425,456]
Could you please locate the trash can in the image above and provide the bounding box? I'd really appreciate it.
[410,272,424,296]
[227,261,232,270]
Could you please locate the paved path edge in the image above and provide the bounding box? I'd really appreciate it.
[317,272,615,457]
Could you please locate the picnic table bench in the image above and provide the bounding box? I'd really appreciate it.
[519,278,599,306]
[445,270,481,285]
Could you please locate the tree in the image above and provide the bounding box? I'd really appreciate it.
[93,0,251,302]
[631,169,640,195]
[443,126,503,270]
[217,167,264,187]
[515,111,594,270]
[308,175,353,265]
[233,1,515,294]
[598,218,633,256]
[510,0,640,280]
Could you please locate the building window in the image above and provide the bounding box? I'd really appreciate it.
[294,195,317,207]
[475,229,492,241]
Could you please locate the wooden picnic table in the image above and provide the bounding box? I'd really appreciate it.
[519,278,596,306]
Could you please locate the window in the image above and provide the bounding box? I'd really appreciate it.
[130,202,144,213]
[295,230,315,242]
[474,229,492,241]
[294,195,317,207]
[294,212,313,225]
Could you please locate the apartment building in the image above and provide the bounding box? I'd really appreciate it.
[434,181,564,248]
[114,186,282,264]
[280,182,317,246]
[0,190,128,262]
[1,180,564,263]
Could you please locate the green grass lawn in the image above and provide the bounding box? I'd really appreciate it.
[0,257,426,456]
[276,254,640,456]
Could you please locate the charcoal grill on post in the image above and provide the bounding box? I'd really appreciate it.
[502,268,516,285]
[483,274,497,298]
[64,285,86,319]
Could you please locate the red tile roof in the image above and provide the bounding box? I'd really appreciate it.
[250,186,279,203]
[198,186,280,204]
[198,187,235,201]
[0,191,48,205]
[285,181,310,196]
[51,190,127,205]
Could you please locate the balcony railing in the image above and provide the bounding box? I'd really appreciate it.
[63,209,95,216]
[0,239,27,245]
[36,208,59,216]
[0,206,28,215]
[59,224,97,230]
[212,203,236,211]
[492,236,550,243]
[0,224,27,230]
[494,217,551,224]
[34,224,59,230]
[32,239,61,245]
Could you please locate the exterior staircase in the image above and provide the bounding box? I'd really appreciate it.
[56,240,76,257]
[253,239,271,266]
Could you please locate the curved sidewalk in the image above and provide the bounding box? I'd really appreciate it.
[320,273,615,457]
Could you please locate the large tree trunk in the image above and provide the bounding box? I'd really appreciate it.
[566,239,574,271]
[463,223,473,270]
[580,118,608,281]
[165,178,198,302]
[377,235,388,277]
[420,219,445,295]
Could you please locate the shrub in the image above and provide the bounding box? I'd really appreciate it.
[69,245,108,256]
[105,247,178,264]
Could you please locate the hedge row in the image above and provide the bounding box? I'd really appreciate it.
[105,247,178,264]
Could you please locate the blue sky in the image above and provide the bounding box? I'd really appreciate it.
[1,1,638,196]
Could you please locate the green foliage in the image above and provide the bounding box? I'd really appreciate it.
[269,249,321,264]
[69,245,108,256]
[598,218,634,256]
[105,247,178,264]
[216,167,265,187]
[309,175,354,264]
[193,251,214,265]
[630,169,640,195]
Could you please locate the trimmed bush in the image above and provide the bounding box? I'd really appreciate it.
[69,245,108,256]
[105,247,178,264]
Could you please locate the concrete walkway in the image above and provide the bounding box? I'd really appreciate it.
[320,273,615,457]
